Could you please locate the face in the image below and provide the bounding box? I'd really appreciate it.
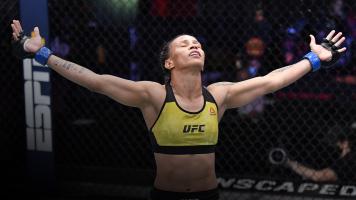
[337,140,348,151]
[165,35,205,73]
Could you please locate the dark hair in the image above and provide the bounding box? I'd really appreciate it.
[159,34,188,77]
[159,41,171,76]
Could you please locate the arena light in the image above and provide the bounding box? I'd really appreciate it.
[102,0,139,22]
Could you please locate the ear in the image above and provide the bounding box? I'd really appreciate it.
[165,58,174,70]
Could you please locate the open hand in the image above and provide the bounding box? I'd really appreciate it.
[309,30,346,62]
[11,19,43,53]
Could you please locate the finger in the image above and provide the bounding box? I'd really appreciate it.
[13,20,23,32]
[309,34,316,46]
[331,32,343,43]
[337,47,347,53]
[325,30,335,40]
[334,37,345,47]
[11,24,20,37]
[11,20,20,33]
[12,32,19,41]
[33,27,41,37]
[10,23,16,32]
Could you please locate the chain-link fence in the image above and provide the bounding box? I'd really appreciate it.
[3,0,356,199]
[48,0,356,199]
[0,0,27,194]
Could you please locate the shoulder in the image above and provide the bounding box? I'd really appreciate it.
[141,81,166,107]
[140,81,165,96]
[207,82,233,97]
[207,82,233,111]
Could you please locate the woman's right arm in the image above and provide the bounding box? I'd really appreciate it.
[11,20,158,109]
[47,55,155,108]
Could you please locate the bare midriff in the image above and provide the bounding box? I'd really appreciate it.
[153,152,217,192]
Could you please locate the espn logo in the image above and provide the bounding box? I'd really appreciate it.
[183,124,205,134]
[24,58,52,152]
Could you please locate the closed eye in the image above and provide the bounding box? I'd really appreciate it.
[178,40,202,48]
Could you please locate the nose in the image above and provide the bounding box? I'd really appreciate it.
[189,44,199,50]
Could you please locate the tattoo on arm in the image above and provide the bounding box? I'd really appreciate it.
[271,65,293,73]
[55,59,87,74]
[62,61,74,70]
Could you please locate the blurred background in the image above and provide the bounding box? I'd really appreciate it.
[1,0,356,199]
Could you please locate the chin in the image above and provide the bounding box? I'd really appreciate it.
[189,61,204,71]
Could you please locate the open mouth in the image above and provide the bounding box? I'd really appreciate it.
[189,50,201,57]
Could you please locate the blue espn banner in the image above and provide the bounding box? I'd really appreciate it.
[20,0,55,193]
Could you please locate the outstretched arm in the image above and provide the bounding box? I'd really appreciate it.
[208,30,346,110]
[286,160,338,182]
[11,20,157,108]
[209,59,310,110]
[46,55,157,107]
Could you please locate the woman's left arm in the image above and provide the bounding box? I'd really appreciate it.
[208,31,346,109]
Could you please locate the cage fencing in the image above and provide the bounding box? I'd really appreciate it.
[2,0,356,199]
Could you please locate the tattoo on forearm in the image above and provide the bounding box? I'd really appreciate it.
[63,61,74,70]
[272,65,293,73]
[55,59,86,74]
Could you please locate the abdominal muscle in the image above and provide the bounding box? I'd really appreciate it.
[153,152,218,192]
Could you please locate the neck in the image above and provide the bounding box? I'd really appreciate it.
[170,69,202,99]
